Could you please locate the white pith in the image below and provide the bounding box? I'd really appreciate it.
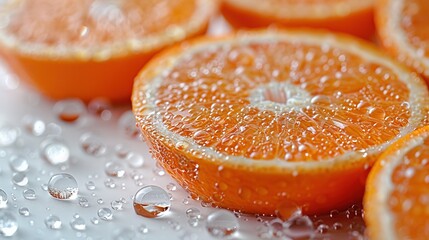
[225,0,373,19]
[135,31,427,172]
[0,0,215,61]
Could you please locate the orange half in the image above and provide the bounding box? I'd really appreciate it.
[376,0,429,81]
[0,0,217,102]
[365,126,429,240]
[132,30,429,215]
[221,0,375,39]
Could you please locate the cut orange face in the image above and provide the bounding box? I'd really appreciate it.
[365,126,429,240]
[132,30,429,215]
[376,0,429,81]
[0,0,216,102]
[221,0,375,39]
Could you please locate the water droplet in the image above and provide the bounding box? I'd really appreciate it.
[90,217,99,225]
[125,152,144,168]
[206,210,239,238]
[111,200,123,210]
[47,173,78,200]
[88,98,111,120]
[188,218,200,227]
[97,198,104,205]
[0,189,7,208]
[169,220,182,231]
[40,183,48,191]
[133,185,171,218]
[9,155,29,172]
[18,207,30,216]
[86,181,96,190]
[0,212,18,236]
[283,215,314,239]
[137,224,149,234]
[166,183,177,192]
[114,144,130,158]
[153,165,165,176]
[12,172,28,186]
[317,224,329,234]
[22,189,36,200]
[333,222,343,230]
[22,116,46,136]
[114,227,136,240]
[80,133,106,157]
[104,178,116,188]
[70,216,86,231]
[45,215,62,230]
[0,124,19,147]
[40,138,70,165]
[105,161,126,178]
[97,208,113,221]
[53,99,86,123]
[78,197,90,208]
[118,111,139,138]
[186,208,202,219]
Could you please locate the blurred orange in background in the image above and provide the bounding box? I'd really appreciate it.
[0,0,217,103]
[221,0,375,39]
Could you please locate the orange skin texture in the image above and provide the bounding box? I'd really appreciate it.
[0,49,154,103]
[142,124,370,215]
[131,30,422,215]
[221,1,375,40]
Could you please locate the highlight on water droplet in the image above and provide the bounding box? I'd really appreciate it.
[0,189,8,208]
[70,216,86,231]
[206,209,239,238]
[8,155,29,172]
[0,124,19,147]
[283,215,314,239]
[22,188,36,200]
[22,115,46,136]
[0,211,18,237]
[40,137,70,165]
[125,152,144,168]
[98,207,113,221]
[47,173,78,200]
[111,200,123,211]
[105,161,126,178]
[133,185,171,218]
[12,172,28,186]
[45,215,62,230]
[18,207,30,217]
[80,133,106,157]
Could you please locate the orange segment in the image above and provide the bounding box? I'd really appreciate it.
[132,30,429,215]
[365,126,429,240]
[376,0,429,80]
[0,0,216,102]
[221,0,375,39]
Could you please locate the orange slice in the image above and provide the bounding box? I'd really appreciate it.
[364,126,429,240]
[376,0,429,81]
[132,30,429,215]
[221,0,375,39]
[0,0,216,102]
